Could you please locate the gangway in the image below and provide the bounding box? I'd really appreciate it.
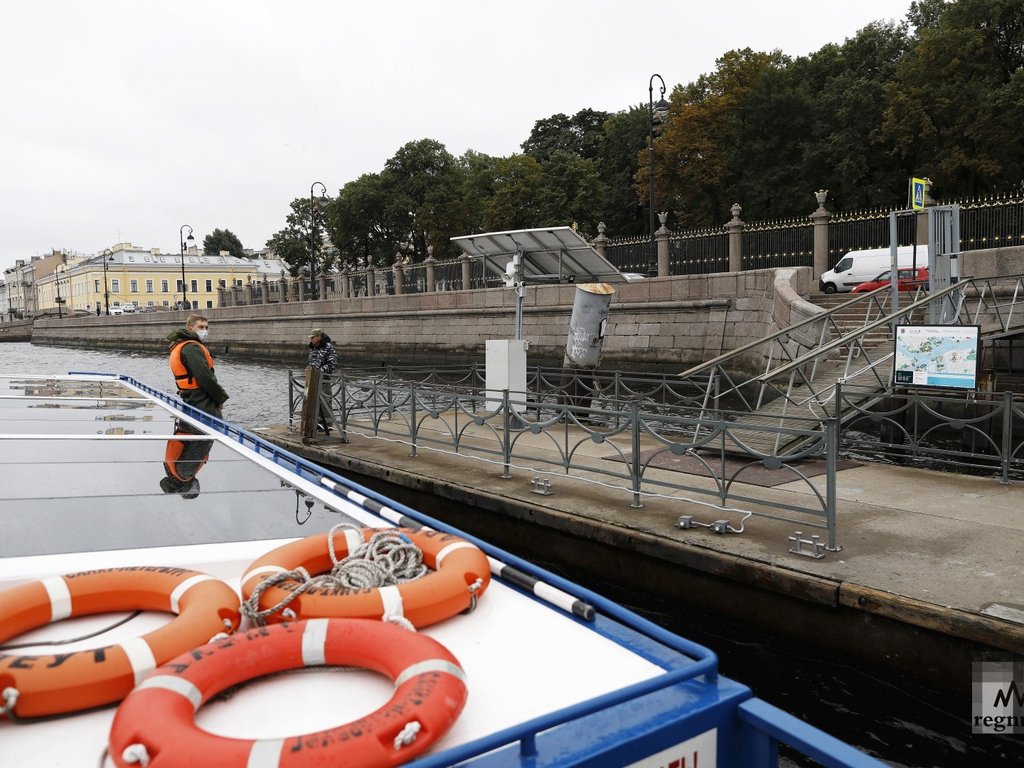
[678,273,1024,456]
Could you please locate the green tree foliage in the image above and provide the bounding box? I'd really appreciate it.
[651,49,784,227]
[594,108,649,237]
[521,109,609,162]
[883,0,1024,196]
[484,155,544,231]
[266,197,335,278]
[202,228,245,259]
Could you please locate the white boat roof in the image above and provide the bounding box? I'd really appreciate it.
[0,373,722,767]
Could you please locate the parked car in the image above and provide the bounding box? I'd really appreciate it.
[109,306,124,316]
[851,266,929,293]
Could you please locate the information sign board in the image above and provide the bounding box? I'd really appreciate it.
[893,325,980,390]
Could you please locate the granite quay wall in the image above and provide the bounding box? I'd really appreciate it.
[28,267,814,374]
[0,318,33,342]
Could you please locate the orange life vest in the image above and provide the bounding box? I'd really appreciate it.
[169,340,215,390]
[163,435,209,482]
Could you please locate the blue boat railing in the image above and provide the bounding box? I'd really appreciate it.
[116,372,885,768]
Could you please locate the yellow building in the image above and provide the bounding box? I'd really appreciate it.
[34,243,285,316]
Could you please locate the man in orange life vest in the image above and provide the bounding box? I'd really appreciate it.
[166,314,229,418]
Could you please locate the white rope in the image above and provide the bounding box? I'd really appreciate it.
[1,686,19,718]
[393,720,422,749]
[241,524,428,626]
[121,743,151,766]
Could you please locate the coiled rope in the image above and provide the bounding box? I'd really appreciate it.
[241,524,429,627]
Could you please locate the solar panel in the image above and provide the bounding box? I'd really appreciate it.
[451,226,628,284]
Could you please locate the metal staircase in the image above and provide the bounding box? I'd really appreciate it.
[679,274,1024,457]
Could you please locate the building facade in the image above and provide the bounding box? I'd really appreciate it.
[30,243,286,316]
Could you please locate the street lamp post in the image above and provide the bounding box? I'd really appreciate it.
[102,252,113,315]
[55,266,66,319]
[309,182,327,300]
[648,73,670,243]
[179,225,195,310]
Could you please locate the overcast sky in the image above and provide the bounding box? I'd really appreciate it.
[0,1,912,274]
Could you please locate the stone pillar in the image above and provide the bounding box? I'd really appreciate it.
[217,287,228,307]
[460,253,471,290]
[810,189,831,279]
[366,257,375,297]
[592,222,609,260]
[726,203,745,273]
[656,212,670,277]
[297,277,306,302]
[393,254,405,295]
[425,253,436,293]
[261,280,270,304]
[279,277,289,302]
[243,284,253,305]
[317,275,327,300]
[340,265,350,299]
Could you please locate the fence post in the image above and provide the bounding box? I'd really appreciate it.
[630,400,644,508]
[425,251,436,293]
[409,383,418,458]
[811,189,831,278]
[279,277,289,303]
[825,417,840,551]
[261,280,270,304]
[502,390,513,479]
[1002,390,1013,484]
[366,257,375,297]
[393,255,405,296]
[656,212,670,277]
[592,222,609,259]
[460,253,471,290]
[340,265,350,299]
[726,203,744,273]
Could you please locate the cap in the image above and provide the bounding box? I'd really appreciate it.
[309,328,323,337]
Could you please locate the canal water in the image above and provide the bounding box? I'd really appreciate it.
[3,341,1023,768]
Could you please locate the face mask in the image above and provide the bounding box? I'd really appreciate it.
[196,329,209,341]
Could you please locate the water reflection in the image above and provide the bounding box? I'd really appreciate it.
[160,419,213,498]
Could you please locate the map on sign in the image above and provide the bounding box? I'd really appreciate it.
[893,325,980,390]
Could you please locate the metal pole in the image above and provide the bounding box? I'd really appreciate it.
[179,225,194,310]
[309,182,326,301]
[648,73,667,243]
[102,254,110,315]
[55,267,63,319]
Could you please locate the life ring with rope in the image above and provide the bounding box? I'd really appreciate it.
[108,618,468,768]
[0,566,240,720]
[240,526,491,628]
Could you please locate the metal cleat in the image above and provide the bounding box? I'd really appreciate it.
[788,531,826,559]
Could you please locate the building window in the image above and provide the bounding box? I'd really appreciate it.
[205,279,213,292]
[94,279,100,292]
[190,279,198,293]
[130,279,138,293]
[206,300,213,309]
[161,279,169,292]
[146,280,154,293]
[176,279,184,292]
[111,279,120,292]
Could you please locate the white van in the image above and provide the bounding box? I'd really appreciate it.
[818,245,926,294]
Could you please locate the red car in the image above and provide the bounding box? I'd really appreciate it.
[851,266,929,293]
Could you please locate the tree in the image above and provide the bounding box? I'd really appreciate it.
[324,172,397,268]
[202,228,245,259]
[266,197,336,278]
[883,0,1024,196]
[484,155,544,231]
[521,109,610,162]
[594,108,649,237]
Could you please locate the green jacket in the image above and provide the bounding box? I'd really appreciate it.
[166,328,229,417]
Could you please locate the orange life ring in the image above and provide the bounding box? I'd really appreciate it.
[0,566,241,719]
[241,527,491,628]
[108,618,468,768]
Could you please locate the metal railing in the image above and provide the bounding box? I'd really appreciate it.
[289,369,844,551]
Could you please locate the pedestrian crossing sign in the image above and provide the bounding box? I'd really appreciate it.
[910,177,927,210]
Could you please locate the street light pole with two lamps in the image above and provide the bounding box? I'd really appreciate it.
[101,252,113,316]
[647,73,671,243]
[179,225,195,310]
[309,182,327,300]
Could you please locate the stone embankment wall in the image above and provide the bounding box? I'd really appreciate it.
[29,267,815,374]
[0,319,33,342]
